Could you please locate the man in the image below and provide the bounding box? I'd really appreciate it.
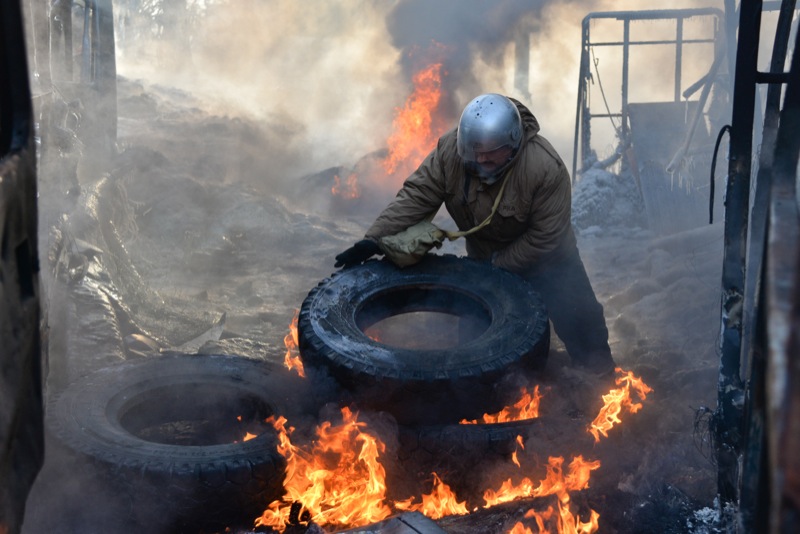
[335,93,615,376]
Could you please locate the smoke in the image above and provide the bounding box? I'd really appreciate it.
[112,0,725,185]
[22,0,743,531]
[385,0,550,115]
[117,0,405,179]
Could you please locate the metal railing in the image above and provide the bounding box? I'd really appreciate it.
[572,8,725,179]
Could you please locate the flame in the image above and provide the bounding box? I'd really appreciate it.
[329,51,448,199]
[234,416,260,443]
[382,62,446,179]
[508,509,552,534]
[255,407,392,531]
[394,472,470,519]
[556,499,600,534]
[283,311,305,378]
[332,173,360,199]
[461,386,542,424]
[588,368,653,442]
[512,435,525,468]
[252,364,650,531]
[483,455,600,508]
[526,508,554,532]
[491,457,601,534]
[510,502,599,534]
[508,521,536,534]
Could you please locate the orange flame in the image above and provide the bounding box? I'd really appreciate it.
[254,362,649,531]
[283,311,305,378]
[332,173,360,199]
[511,435,525,468]
[461,386,542,425]
[395,472,470,519]
[556,498,600,534]
[491,457,601,534]
[588,368,653,442]
[234,416,260,443]
[510,502,600,534]
[508,508,552,534]
[483,455,600,507]
[382,62,446,179]
[508,521,536,534]
[255,407,392,531]
[508,500,600,534]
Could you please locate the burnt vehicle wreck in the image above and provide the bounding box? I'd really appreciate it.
[2,1,800,533]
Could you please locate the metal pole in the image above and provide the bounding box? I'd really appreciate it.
[675,16,684,102]
[573,17,591,181]
[715,0,763,507]
[621,19,630,142]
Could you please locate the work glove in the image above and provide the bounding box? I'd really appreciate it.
[334,239,382,268]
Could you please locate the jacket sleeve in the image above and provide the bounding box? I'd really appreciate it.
[364,141,449,240]
[492,156,572,273]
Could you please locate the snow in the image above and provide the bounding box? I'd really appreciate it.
[571,167,646,234]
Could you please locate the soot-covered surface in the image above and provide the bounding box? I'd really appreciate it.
[23,79,726,533]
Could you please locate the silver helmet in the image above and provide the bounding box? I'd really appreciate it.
[456,94,523,183]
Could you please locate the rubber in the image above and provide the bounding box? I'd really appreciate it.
[45,353,313,531]
[298,254,550,424]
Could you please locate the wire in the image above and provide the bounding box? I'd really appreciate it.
[591,46,617,132]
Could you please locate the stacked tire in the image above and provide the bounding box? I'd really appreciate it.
[297,255,550,425]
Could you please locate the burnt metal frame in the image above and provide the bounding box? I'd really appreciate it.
[715,0,800,531]
[761,24,800,530]
[572,8,724,181]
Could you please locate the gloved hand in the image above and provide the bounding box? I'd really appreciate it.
[334,239,382,268]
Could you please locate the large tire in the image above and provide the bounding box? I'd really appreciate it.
[46,353,311,532]
[298,255,550,425]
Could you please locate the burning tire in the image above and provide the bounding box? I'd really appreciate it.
[46,353,311,531]
[394,419,541,504]
[298,254,550,425]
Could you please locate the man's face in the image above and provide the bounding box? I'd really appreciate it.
[474,144,513,175]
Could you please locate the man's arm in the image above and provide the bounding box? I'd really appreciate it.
[365,141,449,240]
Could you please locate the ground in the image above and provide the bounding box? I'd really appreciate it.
[23,77,725,534]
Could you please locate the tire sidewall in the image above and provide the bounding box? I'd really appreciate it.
[300,255,549,380]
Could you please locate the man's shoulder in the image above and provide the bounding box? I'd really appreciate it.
[523,134,566,170]
[438,127,459,151]
[433,128,462,174]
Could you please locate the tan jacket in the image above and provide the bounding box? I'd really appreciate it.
[365,98,576,275]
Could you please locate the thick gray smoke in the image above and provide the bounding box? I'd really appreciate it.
[112,0,598,182]
[385,0,562,116]
[110,0,722,184]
